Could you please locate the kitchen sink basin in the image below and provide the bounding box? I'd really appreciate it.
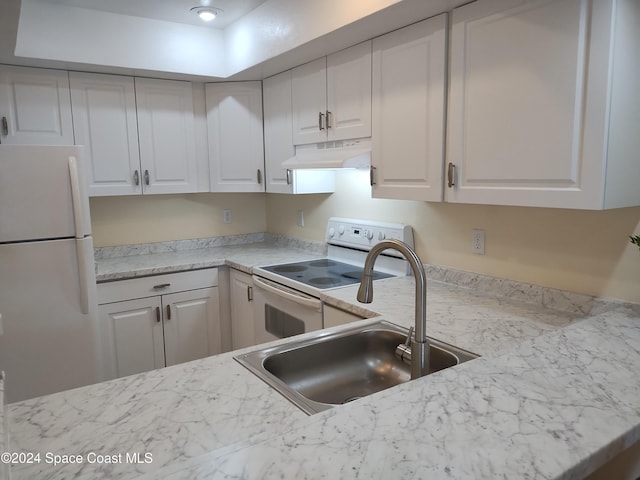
[234,320,479,414]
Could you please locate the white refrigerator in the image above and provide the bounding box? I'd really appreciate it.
[0,145,101,403]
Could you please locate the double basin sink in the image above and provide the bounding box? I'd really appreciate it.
[235,320,479,415]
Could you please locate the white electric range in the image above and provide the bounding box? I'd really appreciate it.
[252,217,414,343]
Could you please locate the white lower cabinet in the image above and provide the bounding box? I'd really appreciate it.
[99,296,165,377]
[97,269,220,379]
[229,269,255,350]
[323,304,367,329]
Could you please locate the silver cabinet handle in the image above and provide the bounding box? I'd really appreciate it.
[155,307,161,323]
[247,285,253,302]
[166,304,171,320]
[369,165,376,186]
[133,170,140,186]
[286,169,292,185]
[326,110,332,129]
[153,283,171,290]
[1,116,8,136]
[144,169,150,186]
[447,163,456,188]
[318,111,325,131]
[257,169,262,185]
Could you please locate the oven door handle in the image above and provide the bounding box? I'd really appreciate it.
[252,275,322,310]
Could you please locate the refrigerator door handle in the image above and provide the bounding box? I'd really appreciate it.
[75,238,91,314]
[68,156,84,240]
[68,156,92,314]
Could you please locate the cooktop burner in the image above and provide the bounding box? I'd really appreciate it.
[261,259,393,290]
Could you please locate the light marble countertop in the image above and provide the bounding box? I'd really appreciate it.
[5,241,640,480]
[95,241,324,282]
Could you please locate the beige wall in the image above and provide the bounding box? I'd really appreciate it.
[266,169,640,304]
[90,193,266,247]
[89,172,640,303]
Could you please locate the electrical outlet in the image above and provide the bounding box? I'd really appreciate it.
[223,209,232,224]
[472,229,485,255]
[297,210,305,227]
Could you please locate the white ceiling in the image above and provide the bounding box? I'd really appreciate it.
[38,0,267,29]
[2,0,468,81]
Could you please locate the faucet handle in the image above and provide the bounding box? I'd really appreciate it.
[396,326,414,365]
[404,326,414,347]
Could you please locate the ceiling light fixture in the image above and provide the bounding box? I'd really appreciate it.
[190,6,223,22]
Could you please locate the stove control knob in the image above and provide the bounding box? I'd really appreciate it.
[365,229,374,240]
[328,227,336,238]
[378,232,386,241]
[338,225,345,235]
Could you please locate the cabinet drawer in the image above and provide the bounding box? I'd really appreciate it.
[98,269,218,304]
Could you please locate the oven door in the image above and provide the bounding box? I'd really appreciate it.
[252,275,323,344]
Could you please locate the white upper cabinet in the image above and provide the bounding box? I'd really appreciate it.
[446,0,640,209]
[206,81,265,192]
[292,58,327,145]
[370,14,447,202]
[70,72,141,196]
[0,65,73,145]
[135,77,198,194]
[73,74,201,196]
[292,41,372,145]
[263,71,335,194]
[263,71,294,193]
[327,42,373,142]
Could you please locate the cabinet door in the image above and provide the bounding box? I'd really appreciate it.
[323,304,366,329]
[206,81,265,192]
[0,65,73,145]
[162,287,221,366]
[99,297,165,379]
[327,41,372,141]
[264,72,336,195]
[263,71,295,194]
[229,269,255,350]
[70,72,141,196]
[371,15,447,202]
[291,57,328,145]
[135,78,198,194]
[446,0,613,208]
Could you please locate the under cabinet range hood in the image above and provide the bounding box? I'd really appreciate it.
[282,139,371,170]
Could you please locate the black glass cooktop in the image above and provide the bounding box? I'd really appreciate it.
[262,259,393,290]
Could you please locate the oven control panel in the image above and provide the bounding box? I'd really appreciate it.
[326,217,414,254]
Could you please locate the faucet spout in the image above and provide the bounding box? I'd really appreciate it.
[357,239,429,379]
[356,271,374,303]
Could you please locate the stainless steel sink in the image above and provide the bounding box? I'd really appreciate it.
[235,321,479,414]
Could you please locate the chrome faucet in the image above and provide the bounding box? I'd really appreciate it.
[357,239,429,379]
